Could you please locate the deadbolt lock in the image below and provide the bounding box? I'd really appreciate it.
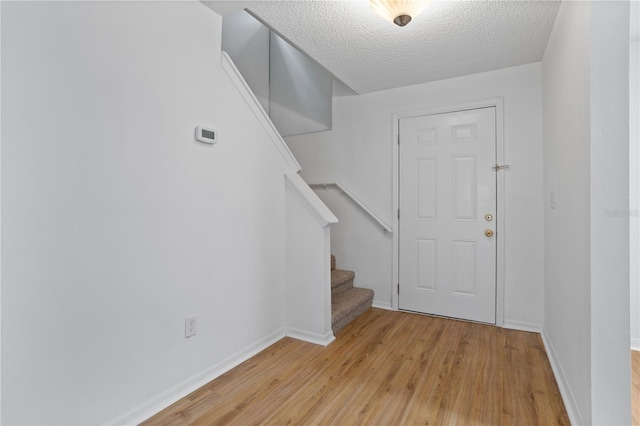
[485,214,494,222]
[485,229,494,238]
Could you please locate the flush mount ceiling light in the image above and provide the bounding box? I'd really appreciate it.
[370,0,432,27]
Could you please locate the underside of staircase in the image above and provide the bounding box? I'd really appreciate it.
[331,255,374,334]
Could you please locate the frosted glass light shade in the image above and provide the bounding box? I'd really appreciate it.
[370,0,431,26]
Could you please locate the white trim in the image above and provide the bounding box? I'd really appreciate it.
[495,100,506,327]
[106,329,286,425]
[372,301,394,311]
[392,98,506,328]
[632,337,640,351]
[285,173,338,227]
[323,226,334,337]
[308,181,393,233]
[0,2,3,420]
[392,112,400,311]
[221,51,301,173]
[285,327,335,347]
[502,320,542,334]
[541,328,584,426]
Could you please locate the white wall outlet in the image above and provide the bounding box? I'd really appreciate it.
[185,316,197,338]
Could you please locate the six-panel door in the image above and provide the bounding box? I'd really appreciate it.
[398,107,497,324]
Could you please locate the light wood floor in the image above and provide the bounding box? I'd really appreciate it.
[145,308,570,425]
[633,350,640,425]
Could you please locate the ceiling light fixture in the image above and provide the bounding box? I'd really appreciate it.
[369,0,431,27]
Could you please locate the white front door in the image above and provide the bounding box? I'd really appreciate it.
[398,107,497,324]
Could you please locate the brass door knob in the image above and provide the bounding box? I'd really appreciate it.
[485,229,494,237]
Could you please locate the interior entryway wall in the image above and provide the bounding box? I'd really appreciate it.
[630,0,640,353]
[285,62,545,331]
[542,1,631,423]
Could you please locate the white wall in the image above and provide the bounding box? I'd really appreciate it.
[0,2,3,421]
[221,10,271,114]
[630,2,640,352]
[311,187,394,308]
[270,33,333,137]
[286,63,545,328]
[1,2,295,424]
[588,2,630,422]
[220,10,332,138]
[285,173,337,345]
[542,1,631,424]
[541,2,592,422]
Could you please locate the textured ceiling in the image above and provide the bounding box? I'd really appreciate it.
[204,0,561,94]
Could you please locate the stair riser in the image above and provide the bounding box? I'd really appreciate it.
[332,295,373,334]
[331,279,354,296]
[329,256,374,335]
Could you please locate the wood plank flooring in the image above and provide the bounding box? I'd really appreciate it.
[143,308,569,425]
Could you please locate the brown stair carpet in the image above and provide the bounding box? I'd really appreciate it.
[331,269,355,295]
[330,255,374,334]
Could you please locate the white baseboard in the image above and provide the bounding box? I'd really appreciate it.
[372,300,393,310]
[106,328,286,426]
[502,320,542,333]
[632,337,640,351]
[541,328,584,426]
[286,327,335,347]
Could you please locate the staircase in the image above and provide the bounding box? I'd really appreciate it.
[331,255,374,334]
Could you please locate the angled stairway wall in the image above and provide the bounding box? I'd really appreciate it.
[285,173,337,345]
[220,9,333,137]
[1,2,337,425]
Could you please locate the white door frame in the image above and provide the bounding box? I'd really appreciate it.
[392,97,506,327]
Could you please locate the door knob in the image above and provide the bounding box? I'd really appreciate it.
[485,229,494,237]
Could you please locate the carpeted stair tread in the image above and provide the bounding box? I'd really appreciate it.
[331,269,355,295]
[331,287,374,334]
[329,255,374,334]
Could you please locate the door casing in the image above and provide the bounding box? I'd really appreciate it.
[392,98,506,327]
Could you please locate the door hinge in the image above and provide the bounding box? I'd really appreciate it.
[397,283,400,295]
[397,134,400,145]
[397,209,400,220]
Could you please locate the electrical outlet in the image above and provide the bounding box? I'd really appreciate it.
[185,316,197,338]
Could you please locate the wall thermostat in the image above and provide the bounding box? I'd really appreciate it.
[195,126,217,144]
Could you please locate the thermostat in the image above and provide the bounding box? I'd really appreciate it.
[195,126,217,144]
